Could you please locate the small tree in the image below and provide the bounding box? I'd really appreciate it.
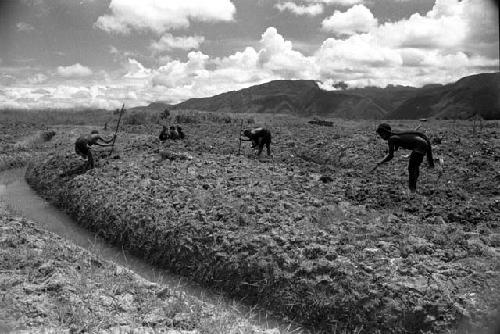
[333,81,348,90]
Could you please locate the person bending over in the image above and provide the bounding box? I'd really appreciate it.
[241,127,271,156]
[176,126,185,139]
[159,125,168,142]
[373,123,434,193]
[75,130,115,169]
[169,126,179,140]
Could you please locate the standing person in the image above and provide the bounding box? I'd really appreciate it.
[75,130,115,170]
[372,123,434,193]
[241,127,272,156]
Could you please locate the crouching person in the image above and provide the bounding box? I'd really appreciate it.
[159,125,168,142]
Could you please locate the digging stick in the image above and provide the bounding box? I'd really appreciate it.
[108,103,125,157]
[237,119,244,155]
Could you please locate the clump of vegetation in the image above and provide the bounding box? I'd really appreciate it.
[0,109,112,125]
[173,109,254,125]
[40,130,56,142]
[160,108,171,120]
[308,118,334,127]
[124,111,148,125]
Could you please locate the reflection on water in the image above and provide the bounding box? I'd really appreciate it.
[0,167,303,333]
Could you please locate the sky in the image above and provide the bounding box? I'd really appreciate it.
[0,0,498,109]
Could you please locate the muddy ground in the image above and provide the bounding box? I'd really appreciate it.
[21,117,500,333]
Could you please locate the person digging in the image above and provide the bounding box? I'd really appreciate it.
[75,130,116,170]
[241,127,272,156]
[372,123,434,193]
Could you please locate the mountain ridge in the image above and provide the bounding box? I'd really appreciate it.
[132,72,500,120]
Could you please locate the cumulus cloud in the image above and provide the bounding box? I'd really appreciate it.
[258,27,318,78]
[27,73,49,84]
[372,0,498,56]
[32,88,51,95]
[315,34,402,79]
[149,27,319,101]
[57,63,93,77]
[95,0,236,34]
[124,58,152,79]
[314,0,498,86]
[152,51,210,88]
[303,0,363,5]
[2,0,498,109]
[0,75,16,86]
[322,4,377,35]
[275,2,324,16]
[16,22,35,32]
[373,12,466,50]
[151,34,205,52]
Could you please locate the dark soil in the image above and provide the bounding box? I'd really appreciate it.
[25,119,500,333]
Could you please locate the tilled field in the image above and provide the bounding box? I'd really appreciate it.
[0,124,285,334]
[26,119,500,333]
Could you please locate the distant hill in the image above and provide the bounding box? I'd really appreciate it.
[128,101,172,113]
[348,85,420,112]
[172,80,388,119]
[130,72,499,120]
[386,72,500,120]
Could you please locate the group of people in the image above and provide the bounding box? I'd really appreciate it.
[159,125,185,141]
[74,122,434,193]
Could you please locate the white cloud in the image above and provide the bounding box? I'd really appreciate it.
[276,2,324,16]
[150,28,319,101]
[372,0,498,56]
[16,22,35,32]
[2,0,498,109]
[303,0,363,5]
[322,4,377,35]
[374,12,466,50]
[124,58,152,79]
[0,75,16,86]
[315,34,402,75]
[151,34,205,52]
[27,73,48,84]
[258,27,318,78]
[95,0,236,34]
[152,51,209,88]
[32,88,51,95]
[57,63,93,77]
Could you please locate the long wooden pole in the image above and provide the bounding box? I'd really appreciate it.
[108,103,125,157]
[237,119,244,155]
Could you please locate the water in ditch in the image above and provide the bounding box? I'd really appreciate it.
[0,167,306,333]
